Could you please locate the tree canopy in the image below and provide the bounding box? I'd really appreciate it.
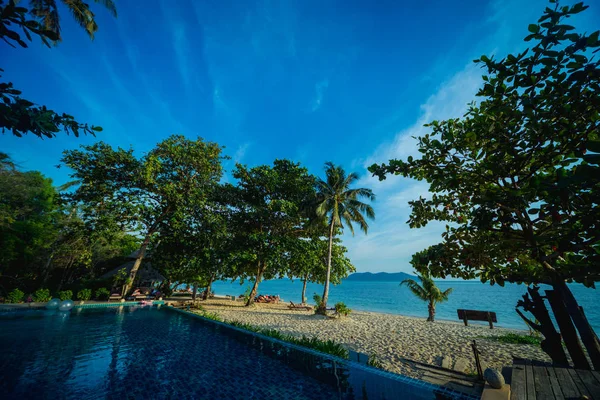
[370,1,600,369]
[61,135,226,294]
[0,0,115,138]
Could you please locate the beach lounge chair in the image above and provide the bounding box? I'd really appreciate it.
[288,301,312,311]
[108,292,122,302]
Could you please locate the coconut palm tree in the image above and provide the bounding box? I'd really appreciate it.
[401,275,452,322]
[315,162,375,313]
[29,0,117,41]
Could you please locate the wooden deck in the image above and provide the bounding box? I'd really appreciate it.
[511,359,600,399]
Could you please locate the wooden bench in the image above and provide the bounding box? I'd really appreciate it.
[457,309,497,329]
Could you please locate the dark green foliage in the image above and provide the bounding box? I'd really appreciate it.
[57,290,72,301]
[312,293,323,309]
[369,1,600,366]
[33,288,51,302]
[367,354,384,369]
[0,0,115,138]
[227,319,349,359]
[334,302,352,316]
[76,289,91,301]
[95,288,110,301]
[61,135,225,294]
[224,159,318,305]
[486,333,542,346]
[6,288,24,303]
[369,1,600,288]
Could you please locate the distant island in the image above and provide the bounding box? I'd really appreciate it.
[344,272,417,282]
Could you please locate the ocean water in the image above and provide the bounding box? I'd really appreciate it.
[211,279,600,331]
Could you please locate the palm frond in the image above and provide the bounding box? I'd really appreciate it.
[440,288,453,301]
[402,275,453,305]
[62,0,98,39]
[400,279,428,301]
[92,0,117,16]
[30,0,61,39]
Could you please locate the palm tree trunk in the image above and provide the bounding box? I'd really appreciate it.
[427,302,435,322]
[319,219,335,313]
[246,260,264,306]
[301,274,308,304]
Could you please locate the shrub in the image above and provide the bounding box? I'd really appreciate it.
[95,288,110,300]
[228,319,349,359]
[486,333,542,345]
[367,353,384,369]
[335,302,352,317]
[77,289,92,301]
[7,289,25,303]
[33,288,51,302]
[242,286,252,303]
[57,290,73,301]
[313,293,322,308]
[197,310,222,322]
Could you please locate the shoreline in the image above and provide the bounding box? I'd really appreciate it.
[193,298,551,381]
[346,306,531,332]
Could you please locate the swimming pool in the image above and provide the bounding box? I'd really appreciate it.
[0,305,476,399]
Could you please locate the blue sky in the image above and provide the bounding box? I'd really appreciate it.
[1,0,598,273]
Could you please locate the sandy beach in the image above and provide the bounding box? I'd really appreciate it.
[191,299,551,380]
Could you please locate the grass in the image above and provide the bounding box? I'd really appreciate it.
[485,333,542,345]
[190,309,349,359]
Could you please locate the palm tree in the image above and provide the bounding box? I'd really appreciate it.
[400,275,452,322]
[315,162,375,313]
[29,0,117,41]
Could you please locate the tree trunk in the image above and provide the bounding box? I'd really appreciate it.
[553,280,600,369]
[246,261,263,307]
[123,232,153,296]
[41,253,54,286]
[427,302,435,322]
[203,273,215,301]
[546,290,590,369]
[516,286,569,366]
[301,274,308,304]
[192,282,198,301]
[319,219,336,314]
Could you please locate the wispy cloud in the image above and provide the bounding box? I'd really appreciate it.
[233,143,250,163]
[343,56,488,273]
[310,79,329,112]
[173,25,191,87]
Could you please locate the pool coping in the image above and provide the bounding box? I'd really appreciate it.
[0,300,165,312]
[166,306,480,400]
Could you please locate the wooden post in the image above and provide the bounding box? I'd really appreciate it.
[487,312,494,329]
[471,340,483,380]
[463,313,469,326]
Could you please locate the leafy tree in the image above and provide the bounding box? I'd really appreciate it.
[0,0,115,138]
[61,135,225,295]
[288,235,355,304]
[370,1,600,368]
[315,162,374,313]
[400,275,452,322]
[0,156,58,285]
[225,159,316,306]
[153,192,230,300]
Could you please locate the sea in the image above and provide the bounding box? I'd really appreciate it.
[210,279,600,332]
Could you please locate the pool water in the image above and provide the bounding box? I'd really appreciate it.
[0,306,474,399]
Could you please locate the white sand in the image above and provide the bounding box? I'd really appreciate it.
[191,299,551,379]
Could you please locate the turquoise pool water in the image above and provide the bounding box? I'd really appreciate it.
[0,305,475,399]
